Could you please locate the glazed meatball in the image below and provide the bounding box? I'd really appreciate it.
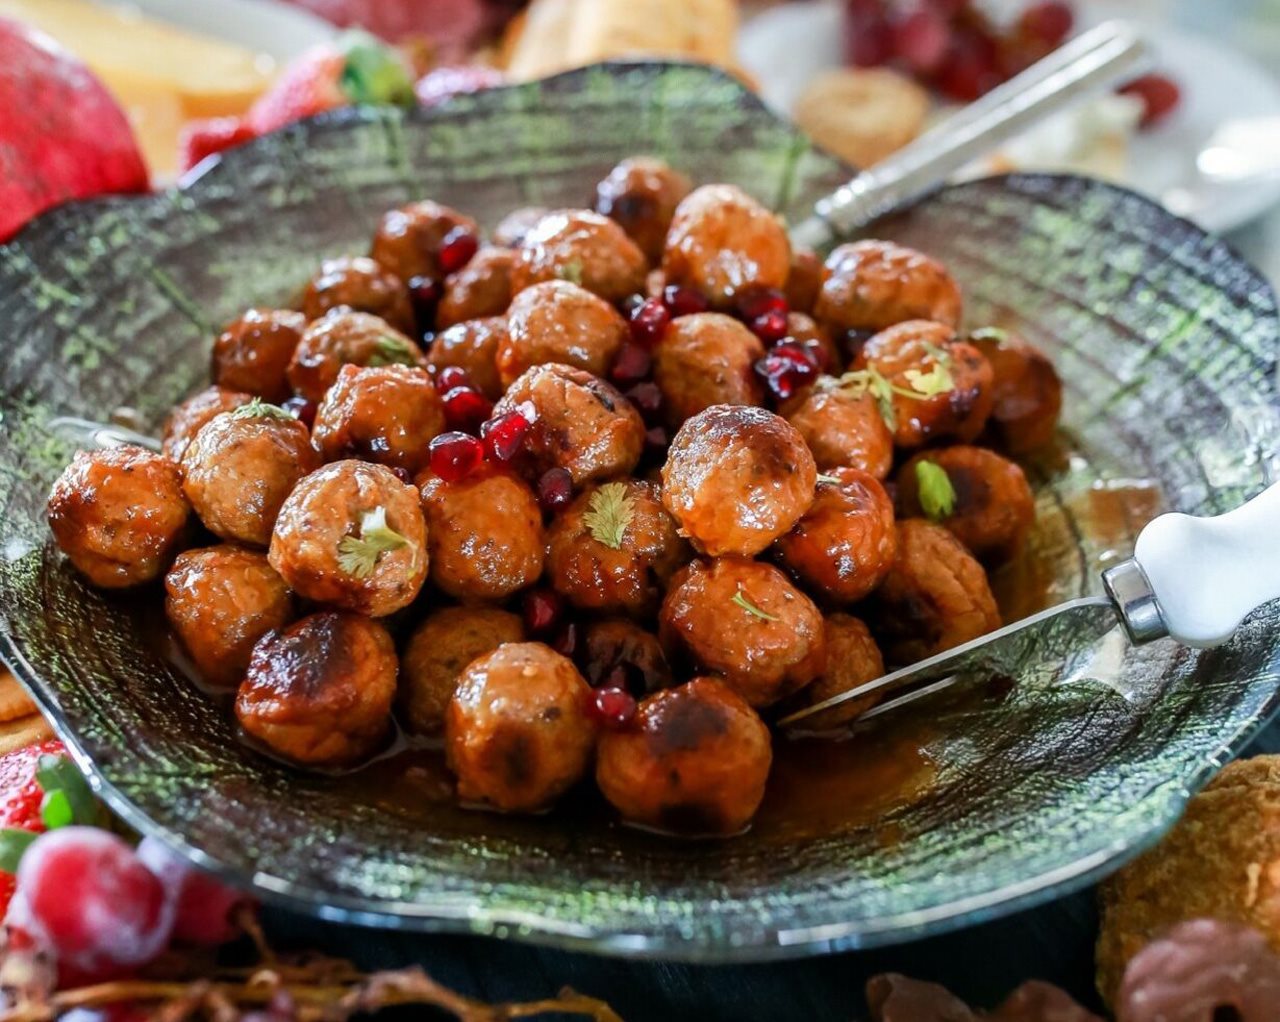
[446,642,595,813]
[786,312,841,375]
[785,246,824,315]
[161,386,251,462]
[660,557,825,707]
[436,246,515,329]
[494,363,644,485]
[311,364,445,474]
[235,611,396,767]
[269,460,427,617]
[491,205,548,249]
[784,377,893,477]
[870,518,1000,665]
[301,255,416,335]
[593,156,693,264]
[581,618,673,694]
[401,606,524,735]
[416,462,544,602]
[47,446,191,588]
[661,405,816,557]
[596,677,771,834]
[784,614,885,730]
[815,239,962,334]
[662,184,791,306]
[164,545,295,688]
[499,280,627,386]
[854,320,994,448]
[970,328,1063,455]
[211,308,306,403]
[512,209,647,303]
[369,200,479,284]
[652,312,765,428]
[545,480,687,616]
[426,316,507,400]
[287,310,426,404]
[181,405,320,547]
[773,467,896,604]
[897,446,1035,561]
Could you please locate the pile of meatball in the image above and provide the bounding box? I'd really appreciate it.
[45,156,1061,837]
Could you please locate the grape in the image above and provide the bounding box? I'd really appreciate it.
[845,0,894,67]
[891,5,951,74]
[935,25,1003,101]
[1119,73,1182,129]
[136,836,252,946]
[1017,1,1074,49]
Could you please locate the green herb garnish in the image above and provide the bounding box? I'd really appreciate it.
[367,334,420,368]
[230,397,295,421]
[915,460,956,521]
[556,260,584,285]
[582,482,634,550]
[816,473,842,485]
[732,590,779,622]
[970,326,1010,346]
[337,506,409,578]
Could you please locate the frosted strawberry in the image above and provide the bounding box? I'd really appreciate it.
[0,740,63,917]
[178,116,256,174]
[136,836,254,946]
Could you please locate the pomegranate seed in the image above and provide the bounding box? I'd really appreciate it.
[754,343,819,402]
[523,589,562,635]
[662,284,709,317]
[891,5,950,74]
[628,297,671,347]
[438,227,479,275]
[390,467,413,485]
[480,408,532,462]
[136,837,252,946]
[428,432,484,482]
[644,425,669,457]
[1018,1,1073,49]
[735,287,788,321]
[436,365,470,392]
[774,339,820,370]
[610,343,652,386]
[586,686,637,730]
[797,337,832,373]
[1119,73,1182,129]
[281,395,316,427]
[552,620,579,658]
[625,381,663,421]
[537,468,574,512]
[442,386,493,431]
[750,309,789,344]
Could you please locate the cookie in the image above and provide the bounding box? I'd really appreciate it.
[793,68,930,169]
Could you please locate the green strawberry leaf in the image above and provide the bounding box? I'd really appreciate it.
[35,754,96,825]
[0,829,37,875]
[40,789,73,829]
[339,30,416,108]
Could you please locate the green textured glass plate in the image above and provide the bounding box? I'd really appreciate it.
[0,63,1278,962]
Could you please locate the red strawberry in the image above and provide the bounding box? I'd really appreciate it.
[0,739,65,918]
[178,116,257,174]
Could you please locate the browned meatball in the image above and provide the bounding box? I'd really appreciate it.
[662,184,791,307]
[46,446,191,588]
[311,364,445,474]
[785,246,823,315]
[870,518,1000,665]
[596,677,771,834]
[182,405,319,547]
[400,606,524,735]
[269,460,427,617]
[446,642,595,812]
[661,405,816,557]
[235,611,396,767]
[815,239,962,334]
[161,386,251,463]
[491,205,547,249]
[498,280,627,386]
[773,467,896,604]
[784,614,885,730]
[970,328,1063,455]
[512,209,647,303]
[545,480,687,616]
[784,377,894,477]
[494,363,644,485]
[369,200,478,283]
[211,308,306,403]
[581,618,673,694]
[593,156,693,264]
[424,317,506,401]
[897,446,1035,561]
[416,462,544,602]
[660,557,825,707]
[854,320,994,448]
[436,246,515,329]
[652,312,765,428]
[164,545,294,687]
[787,312,842,375]
[301,255,416,335]
[287,310,426,404]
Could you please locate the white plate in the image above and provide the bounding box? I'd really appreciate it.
[127,0,336,62]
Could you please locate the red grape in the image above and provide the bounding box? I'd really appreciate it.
[892,5,951,75]
[1017,1,1074,49]
[136,836,252,946]
[935,25,1003,102]
[1119,73,1182,129]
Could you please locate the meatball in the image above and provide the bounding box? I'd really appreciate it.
[181,405,320,547]
[445,642,595,813]
[499,280,627,386]
[815,239,962,334]
[287,310,426,404]
[897,446,1035,562]
[301,255,416,335]
[426,316,507,400]
[783,614,885,730]
[491,205,547,249]
[593,156,693,264]
[661,405,816,557]
[660,557,825,707]
[164,545,295,687]
[46,446,191,589]
[269,460,427,617]
[416,462,544,602]
[545,480,687,616]
[369,200,479,284]
[785,246,823,314]
[436,246,515,329]
[854,320,994,448]
[784,377,893,477]
[311,364,445,474]
[161,386,251,463]
[494,363,644,485]
[652,312,765,428]
[870,518,1000,665]
[596,677,771,835]
[774,467,896,603]
[401,606,524,735]
[786,312,842,375]
[970,328,1063,455]
[235,611,396,767]
[511,209,647,304]
[211,308,306,403]
[662,184,791,307]
[581,618,673,694]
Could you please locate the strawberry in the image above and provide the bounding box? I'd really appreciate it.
[0,739,64,918]
[178,116,257,174]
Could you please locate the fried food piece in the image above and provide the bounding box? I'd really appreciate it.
[593,156,693,264]
[785,246,823,315]
[652,312,765,428]
[816,239,962,334]
[794,68,929,169]
[161,386,251,463]
[436,246,516,329]
[287,310,426,405]
[580,618,673,694]
[499,279,627,386]
[301,255,416,335]
[512,209,647,304]
[426,316,508,400]
[211,308,306,403]
[782,614,884,730]
[784,377,893,477]
[311,364,445,475]
[971,328,1064,455]
[370,200,479,284]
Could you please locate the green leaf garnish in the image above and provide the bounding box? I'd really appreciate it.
[338,30,416,107]
[556,261,584,285]
[816,473,842,485]
[230,397,295,421]
[915,460,956,521]
[337,506,409,578]
[970,326,1010,346]
[35,754,96,825]
[837,368,897,431]
[0,830,37,875]
[903,360,954,397]
[367,334,420,368]
[582,482,634,550]
[732,589,780,622]
[40,790,73,830]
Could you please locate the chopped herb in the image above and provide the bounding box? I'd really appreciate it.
[229,397,295,421]
[970,326,1009,346]
[915,460,956,520]
[556,260,584,285]
[732,589,779,622]
[837,368,897,431]
[367,334,420,367]
[582,482,634,550]
[816,473,842,485]
[337,506,409,578]
[922,341,952,365]
[903,360,954,397]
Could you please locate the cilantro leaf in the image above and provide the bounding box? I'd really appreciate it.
[903,361,954,397]
[915,460,956,521]
[337,506,409,578]
[582,482,634,550]
[367,334,420,368]
[838,368,897,431]
[230,397,295,422]
[732,589,780,622]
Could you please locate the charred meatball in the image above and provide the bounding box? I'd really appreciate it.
[211,309,306,403]
[596,677,771,835]
[311,364,445,474]
[401,606,524,735]
[512,209,647,303]
[164,545,294,687]
[652,312,765,428]
[369,200,479,284]
[287,310,426,405]
[593,156,693,264]
[870,518,1000,665]
[499,280,627,386]
[970,328,1063,455]
[269,460,427,617]
[581,618,673,694]
[815,239,962,334]
[426,316,507,400]
[662,184,791,306]
[446,642,595,812]
[235,611,396,767]
[786,246,824,315]
[784,377,894,477]
[416,462,544,602]
[660,557,825,707]
[661,405,816,557]
[774,467,896,604]
[47,446,191,588]
[301,255,416,335]
[436,246,515,329]
[161,386,251,463]
[491,206,548,249]
[784,614,885,730]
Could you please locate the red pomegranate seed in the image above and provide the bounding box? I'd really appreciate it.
[774,339,820,370]
[610,343,652,386]
[735,287,788,322]
[522,589,563,635]
[481,408,532,462]
[891,5,950,74]
[438,227,479,275]
[662,284,709,317]
[408,275,441,334]
[797,337,831,373]
[1017,1,1074,49]
[754,343,819,402]
[625,381,663,421]
[552,620,579,658]
[282,395,316,427]
[428,431,483,482]
[644,425,668,457]
[436,365,470,392]
[1119,73,1182,129]
[442,386,494,431]
[750,309,789,344]
[628,297,671,347]
[586,686,637,730]
[537,468,574,512]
